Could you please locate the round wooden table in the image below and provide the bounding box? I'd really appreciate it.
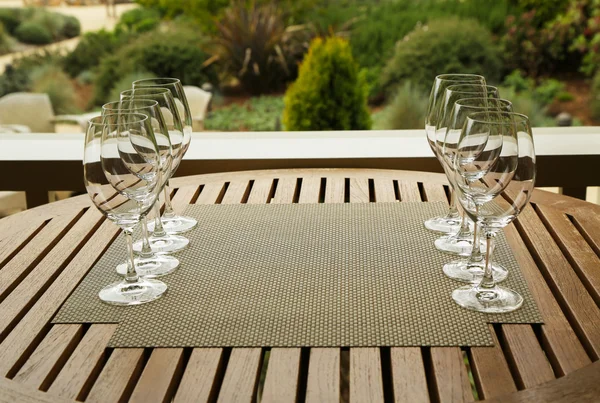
[0,169,599,403]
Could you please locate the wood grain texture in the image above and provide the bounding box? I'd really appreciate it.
[536,205,600,304]
[398,181,422,203]
[306,348,340,403]
[349,177,370,203]
[12,324,82,390]
[85,348,145,403]
[0,220,119,377]
[503,224,591,376]
[221,180,251,205]
[390,348,429,403]
[272,177,297,204]
[298,177,321,204]
[501,325,555,389]
[246,178,274,204]
[48,324,117,400]
[195,182,226,205]
[216,348,262,403]
[373,179,397,203]
[173,348,223,403]
[350,348,384,403]
[0,377,73,403]
[129,348,184,403]
[517,206,600,359]
[570,213,600,256]
[325,177,345,204]
[422,183,448,204]
[261,348,301,403]
[430,347,474,403]
[469,326,517,400]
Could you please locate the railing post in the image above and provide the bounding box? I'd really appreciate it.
[561,187,587,200]
[25,190,50,209]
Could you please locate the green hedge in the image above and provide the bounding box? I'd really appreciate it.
[15,22,53,45]
[283,36,371,131]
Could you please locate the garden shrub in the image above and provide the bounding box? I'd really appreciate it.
[214,0,312,95]
[115,7,160,35]
[15,22,52,45]
[380,18,502,95]
[498,86,555,127]
[63,30,120,78]
[30,65,78,114]
[107,71,157,103]
[61,15,81,38]
[516,0,570,27]
[0,8,21,34]
[0,50,64,96]
[592,71,600,120]
[0,24,12,55]
[205,96,284,131]
[502,70,568,106]
[372,82,427,130]
[283,36,371,131]
[93,24,218,105]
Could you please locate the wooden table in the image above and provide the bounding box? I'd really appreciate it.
[1,168,599,403]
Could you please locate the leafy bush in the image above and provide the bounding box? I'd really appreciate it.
[15,22,52,45]
[93,24,218,105]
[205,96,284,131]
[107,71,157,102]
[533,78,565,105]
[372,82,427,130]
[502,70,567,106]
[61,15,81,38]
[0,23,12,55]
[30,65,78,114]
[592,71,600,120]
[380,18,502,95]
[63,30,120,78]
[498,86,555,127]
[283,36,371,130]
[115,7,160,35]
[0,8,22,34]
[516,0,570,26]
[214,1,311,95]
[0,50,64,96]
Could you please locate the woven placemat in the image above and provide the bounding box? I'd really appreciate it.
[53,202,542,347]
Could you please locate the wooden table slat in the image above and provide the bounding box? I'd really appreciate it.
[422,183,448,204]
[12,324,83,390]
[430,347,474,403]
[272,177,297,204]
[325,176,345,204]
[129,348,184,403]
[85,348,145,403]
[570,214,600,256]
[48,324,118,400]
[501,325,555,389]
[350,348,385,403]
[306,348,340,403]
[536,205,600,304]
[373,178,397,203]
[390,347,429,403]
[195,182,226,205]
[398,181,422,203]
[517,206,600,359]
[261,348,302,403]
[173,348,223,403]
[247,178,274,205]
[216,348,262,403]
[0,215,46,269]
[221,180,251,205]
[469,326,517,400]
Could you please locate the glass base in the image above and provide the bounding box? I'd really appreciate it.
[98,278,167,306]
[116,254,179,278]
[443,259,508,283]
[424,215,461,234]
[452,284,523,313]
[148,214,197,234]
[434,233,484,256]
[133,234,189,254]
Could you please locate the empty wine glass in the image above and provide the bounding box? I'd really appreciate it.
[120,88,190,254]
[451,112,536,313]
[84,114,167,305]
[132,78,197,234]
[425,74,486,234]
[439,98,513,283]
[102,99,180,277]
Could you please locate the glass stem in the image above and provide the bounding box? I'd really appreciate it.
[139,216,153,258]
[478,231,497,289]
[163,180,175,219]
[123,228,139,283]
[446,188,459,219]
[153,202,167,237]
[456,213,470,238]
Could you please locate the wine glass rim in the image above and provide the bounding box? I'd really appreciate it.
[102,99,159,111]
[436,74,485,81]
[121,88,171,96]
[132,78,182,86]
[102,112,150,124]
[446,84,498,92]
[454,97,512,107]
[467,111,529,125]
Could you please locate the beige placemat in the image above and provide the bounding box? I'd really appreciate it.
[53,202,542,347]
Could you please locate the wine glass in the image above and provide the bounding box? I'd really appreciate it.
[84,114,167,305]
[120,88,190,254]
[102,99,180,277]
[424,74,486,234]
[131,78,197,234]
[451,111,536,313]
[439,98,513,283]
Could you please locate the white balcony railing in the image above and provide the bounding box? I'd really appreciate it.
[1,127,599,208]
